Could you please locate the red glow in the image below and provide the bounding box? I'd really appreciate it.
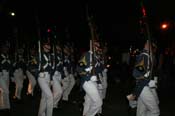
[161,23,168,30]
[47,28,51,32]
[162,24,167,29]
[142,6,146,16]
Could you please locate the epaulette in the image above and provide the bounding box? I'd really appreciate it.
[79,62,84,66]
[135,57,145,72]
[79,71,87,76]
[78,56,87,66]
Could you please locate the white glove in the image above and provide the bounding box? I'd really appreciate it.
[63,67,67,71]
[154,76,158,83]
[148,80,157,88]
[90,75,97,81]
[103,68,108,73]
[129,100,137,108]
[39,72,44,78]
[144,71,150,78]
[89,50,93,54]
[85,66,93,72]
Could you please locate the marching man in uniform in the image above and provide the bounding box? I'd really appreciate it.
[101,44,109,100]
[52,43,63,108]
[62,44,75,102]
[37,42,54,116]
[127,40,160,116]
[0,44,12,111]
[13,48,26,101]
[77,40,102,116]
[26,48,38,97]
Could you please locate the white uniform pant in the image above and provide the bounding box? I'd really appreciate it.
[83,81,102,116]
[62,73,75,101]
[13,68,25,99]
[97,73,104,114]
[38,72,53,116]
[97,84,103,114]
[137,86,160,116]
[52,71,63,108]
[26,70,37,96]
[0,70,10,109]
[102,70,108,99]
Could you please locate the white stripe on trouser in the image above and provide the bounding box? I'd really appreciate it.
[83,81,102,116]
[14,68,25,99]
[137,86,160,116]
[26,70,36,96]
[52,72,63,108]
[62,73,75,101]
[38,72,53,116]
[0,70,10,109]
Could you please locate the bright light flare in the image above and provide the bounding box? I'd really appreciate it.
[161,23,169,30]
[162,24,167,29]
[108,56,111,60]
[10,12,15,16]
[106,65,110,68]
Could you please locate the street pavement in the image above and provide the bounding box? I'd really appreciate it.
[0,76,175,116]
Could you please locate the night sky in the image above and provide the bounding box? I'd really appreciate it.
[1,0,175,51]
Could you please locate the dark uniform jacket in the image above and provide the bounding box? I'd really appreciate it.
[132,49,151,98]
[40,52,53,75]
[77,51,101,86]
[54,52,64,78]
[63,55,72,74]
[27,55,39,78]
[0,53,12,71]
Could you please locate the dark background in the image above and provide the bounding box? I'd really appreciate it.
[1,0,175,51]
